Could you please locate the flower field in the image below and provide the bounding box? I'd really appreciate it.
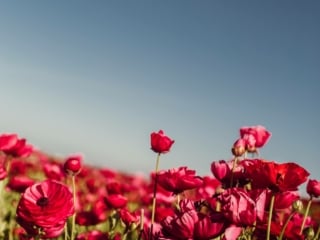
[1,126,320,239]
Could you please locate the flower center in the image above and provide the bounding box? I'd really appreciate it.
[36,197,49,207]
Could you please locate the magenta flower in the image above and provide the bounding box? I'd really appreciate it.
[0,133,33,158]
[307,179,320,198]
[218,188,257,226]
[240,125,271,148]
[157,166,203,194]
[150,130,174,154]
[16,180,74,238]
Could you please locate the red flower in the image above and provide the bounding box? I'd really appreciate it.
[244,159,309,192]
[0,133,18,151]
[17,180,74,238]
[240,125,271,150]
[161,209,198,239]
[104,194,128,209]
[8,175,35,193]
[64,153,83,175]
[194,215,225,239]
[0,156,7,180]
[218,188,257,226]
[119,208,139,226]
[0,134,33,158]
[150,130,174,154]
[307,179,320,198]
[157,166,203,194]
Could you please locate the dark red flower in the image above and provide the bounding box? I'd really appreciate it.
[119,208,139,226]
[157,166,203,194]
[150,130,174,154]
[64,153,83,175]
[16,180,74,238]
[8,175,35,193]
[307,179,320,198]
[76,230,108,240]
[104,194,128,209]
[244,159,309,192]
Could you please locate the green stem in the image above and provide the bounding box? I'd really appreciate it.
[314,225,320,239]
[300,197,313,234]
[230,157,238,187]
[71,175,77,240]
[279,212,295,240]
[266,194,275,240]
[138,208,144,240]
[149,153,161,239]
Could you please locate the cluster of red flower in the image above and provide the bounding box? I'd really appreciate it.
[0,126,319,240]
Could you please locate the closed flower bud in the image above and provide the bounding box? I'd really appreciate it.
[64,154,83,175]
[306,179,320,198]
[304,227,315,240]
[292,200,303,212]
[231,138,246,156]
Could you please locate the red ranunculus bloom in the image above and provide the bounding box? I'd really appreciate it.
[157,166,203,194]
[307,179,320,198]
[104,193,128,209]
[0,133,18,151]
[218,188,257,226]
[244,159,309,192]
[0,134,33,158]
[240,125,271,149]
[64,153,83,175]
[150,130,174,154]
[16,180,74,238]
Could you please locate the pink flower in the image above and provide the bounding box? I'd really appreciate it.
[17,180,74,238]
[0,133,18,151]
[150,130,174,154]
[161,209,198,239]
[307,179,320,198]
[0,134,33,158]
[218,188,257,226]
[240,125,271,149]
[157,166,203,194]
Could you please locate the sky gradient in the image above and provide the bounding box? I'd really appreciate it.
[0,1,319,181]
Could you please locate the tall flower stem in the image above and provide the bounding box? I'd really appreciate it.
[138,208,144,240]
[70,175,77,240]
[300,196,313,234]
[150,153,161,239]
[230,157,238,187]
[278,212,295,240]
[267,194,275,240]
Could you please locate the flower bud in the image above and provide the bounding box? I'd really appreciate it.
[231,138,246,157]
[303,227,315,240]
[292,200,303,212]
[64,154,82,175]
[306,179,320,198]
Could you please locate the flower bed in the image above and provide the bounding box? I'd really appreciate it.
[0,126,319,239]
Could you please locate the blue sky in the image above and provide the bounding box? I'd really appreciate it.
[0,1,319,183]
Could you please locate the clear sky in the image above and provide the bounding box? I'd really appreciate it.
[0,1,319,180]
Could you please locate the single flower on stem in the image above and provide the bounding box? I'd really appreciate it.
[64,153,83,240]
[149,130,174,239]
